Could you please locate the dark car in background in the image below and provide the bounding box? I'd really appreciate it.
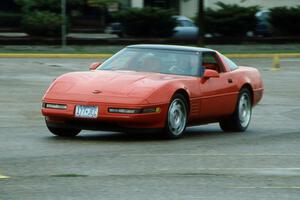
[105,15,199,40]
[172,15,199,40]
[255,10,271,37]
[105,22,123,37]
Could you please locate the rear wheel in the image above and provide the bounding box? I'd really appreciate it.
[164,94,188,139]
[47,126,81,137]
[219,88,252,132]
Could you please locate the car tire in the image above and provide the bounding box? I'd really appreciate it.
[164,93,188,139]
[219,88,252,132]
[47,126,81,137]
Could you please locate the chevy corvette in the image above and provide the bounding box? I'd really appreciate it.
[41,45,263,139]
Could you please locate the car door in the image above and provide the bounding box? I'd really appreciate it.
[198,52,238,118]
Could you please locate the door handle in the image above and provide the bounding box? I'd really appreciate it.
[228,79,233,83]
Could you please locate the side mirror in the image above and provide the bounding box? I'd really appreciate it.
[89,62,101,70]
[203,69,219,79]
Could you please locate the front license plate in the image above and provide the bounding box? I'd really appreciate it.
[75,105,98,118]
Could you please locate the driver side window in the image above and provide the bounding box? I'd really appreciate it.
[202,52,223,73]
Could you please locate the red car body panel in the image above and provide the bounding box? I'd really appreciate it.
[41,45,263,131]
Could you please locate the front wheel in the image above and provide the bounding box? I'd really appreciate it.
[219,88,252,132]
[164,94,188,139]
[47,126,81,137]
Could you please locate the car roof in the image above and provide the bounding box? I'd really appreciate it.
[127,44,215,53]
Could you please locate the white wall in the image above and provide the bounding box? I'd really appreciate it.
[131,0,144,8]
[180,0,198,18]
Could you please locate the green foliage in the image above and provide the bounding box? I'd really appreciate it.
[0,0,21,11]
[269,6,300,36]
[22,11,65,37]
[87,0,119,7]
[204,2,259,36]
[15,0,84,37]
[116,7,176,37]
[15,0,84,12]
[15,0,58,12]
[0,12,21,26]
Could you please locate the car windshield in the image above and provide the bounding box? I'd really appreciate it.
[99,48,202,76]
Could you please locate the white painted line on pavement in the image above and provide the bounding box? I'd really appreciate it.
[0,175,10,179]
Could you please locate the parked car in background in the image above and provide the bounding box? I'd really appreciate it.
[172,15,199,40]
[255,10,271,37]
[105,22,123,37]
[105,15,199,40]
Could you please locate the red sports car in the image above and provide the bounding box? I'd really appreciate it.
[41,45,263,139]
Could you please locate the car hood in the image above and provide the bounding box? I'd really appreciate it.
[44,70,184,103]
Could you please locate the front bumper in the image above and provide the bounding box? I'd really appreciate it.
[41,100,168,130]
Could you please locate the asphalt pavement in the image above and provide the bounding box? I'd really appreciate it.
[0,57,299,200]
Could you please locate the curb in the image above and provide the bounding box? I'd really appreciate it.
[1,53,300,59]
